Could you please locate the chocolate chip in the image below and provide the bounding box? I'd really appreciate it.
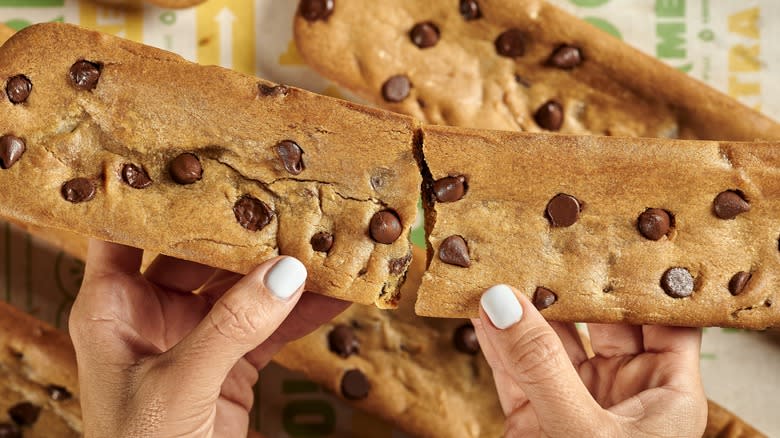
[300,0,334,21]
[453,324,479,355]
[459,0,481,20]
[46,384,72,401]
[637,208,671,241]
[69,60,101,91]
[341,369,370,400]
[311,231,334,252]
[274,140,305,175]
[713,190,750,219]
[533,287,558,310]
[439,235,470,267]
[661,267,694,298]
[0,135,25,169]
[410,22,440,49]
[170,153,202,185]
[258,83,289,97]
[8,402,40,426]
[534,100,564,131]
[545,193,581,227]
[728,271,752,296]
[388,252,412,275]
[381,75,411,103]
[233,195,274,231]
[548,45,583,69]
[328,324,359,358]
[433,175,467,202]
[0,423,20,438]
[6,75,31,104]
[61,178,95,203]
[369,210,402,244]
[495,29,526,58]
[121,163,152,189]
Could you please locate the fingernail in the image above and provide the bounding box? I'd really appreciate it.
[265,257,307,300]
[481,284,523,329]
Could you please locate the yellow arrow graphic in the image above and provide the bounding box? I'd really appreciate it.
[196,0,255,75]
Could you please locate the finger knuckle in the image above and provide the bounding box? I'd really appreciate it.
[209,298,266,344]
[506,325,566,380]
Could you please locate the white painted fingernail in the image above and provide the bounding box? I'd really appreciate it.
[481,284,523,329]
[265,257,307,300]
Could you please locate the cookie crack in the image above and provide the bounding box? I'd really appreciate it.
[412,126,434,269]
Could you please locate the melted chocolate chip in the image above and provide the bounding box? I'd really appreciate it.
[6,75,31,104]
[661,267,694,298]
[369,210,402,244]
[533,287,558,310]
[341,369,370,400]
[410,22,440,48]
[381,75,411,103]
[69,60,101,91]
[637,208,671,241]
[258,83,289,97]
[0,423,20,438]
[459,0,481,20]
[729,271,752,296]
[299,0,334,21]
[46,384,72,401]
[545,193,581,227]
[439,235,470,267]
[328,324,359,358]
[8,402,40,426]
[548,45,583,69]
[534,100,564,131]
[388,252,412,275]
[311,231,334,252]
[433,175,467,202]
[495,29,526,58]
[0,135,25,169]
[121,163,152,189]
[170,153,202,184]
[61,178,96,203]
[274,140,305,175]
[233,195,273,231]
[713,190,750,219]
[453,324,480,355]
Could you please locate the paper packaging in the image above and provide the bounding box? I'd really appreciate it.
[0,0,778,436]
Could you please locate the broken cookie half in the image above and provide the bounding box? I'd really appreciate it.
[0,23,419,308]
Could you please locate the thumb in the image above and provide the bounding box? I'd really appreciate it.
[477,284,606,436]
[150,256,307,401]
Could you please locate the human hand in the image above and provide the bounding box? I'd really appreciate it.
[473,284,707,437]
[69,239,349,438]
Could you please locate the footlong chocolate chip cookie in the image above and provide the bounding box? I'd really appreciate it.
[293,0,780,140]
[2,23,780,327]
[0,22,420,308]
[0,301,82,438]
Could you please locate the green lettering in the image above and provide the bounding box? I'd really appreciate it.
[656,0,685,17]
[656,23,686,58]
[282,400,336,436]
